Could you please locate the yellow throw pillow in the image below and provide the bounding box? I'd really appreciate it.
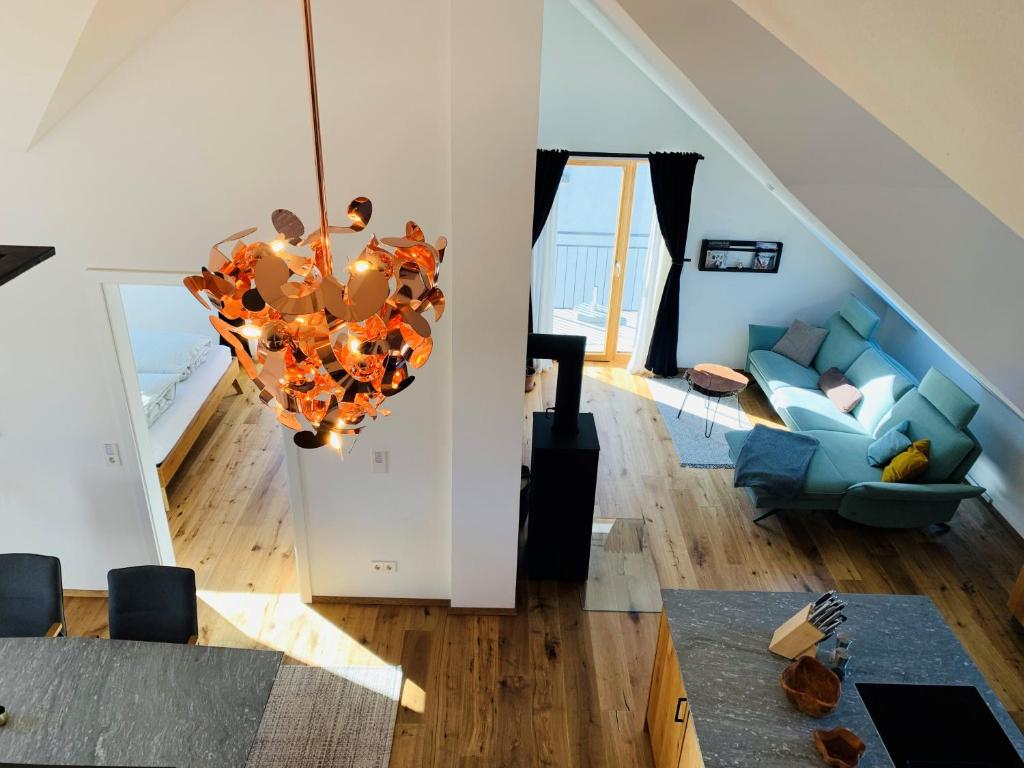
[882,439,930,483]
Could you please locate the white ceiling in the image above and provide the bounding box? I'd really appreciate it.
[0,0,188,150]
[731,0,1024,241]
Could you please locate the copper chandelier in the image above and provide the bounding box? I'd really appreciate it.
[184,0,445,453]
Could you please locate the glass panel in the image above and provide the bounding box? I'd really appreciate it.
[551,164,624,354]
[618,163,654,354]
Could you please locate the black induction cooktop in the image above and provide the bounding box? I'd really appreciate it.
[857,683,1023,768]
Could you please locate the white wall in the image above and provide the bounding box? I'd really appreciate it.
[120,284,218,343]
[0,0,541,606]
[876,309,1024,537]
[449,0,543,609]
[539,0,884,368]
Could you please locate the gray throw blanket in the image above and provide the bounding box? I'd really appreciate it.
[734,425,819,499]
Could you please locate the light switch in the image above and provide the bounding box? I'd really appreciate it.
[103,443,122,466]
[372,449,388,474]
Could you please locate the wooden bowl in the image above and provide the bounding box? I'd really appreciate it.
[781,656,841,717]
[813,727,865,767]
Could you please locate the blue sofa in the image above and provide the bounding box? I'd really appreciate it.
[725,296,985,528]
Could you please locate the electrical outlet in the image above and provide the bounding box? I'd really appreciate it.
[372,449,388,474]
[371,560,398,574]
[103,443,121,466]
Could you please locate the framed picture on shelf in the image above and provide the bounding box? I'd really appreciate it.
[697,239,782,273]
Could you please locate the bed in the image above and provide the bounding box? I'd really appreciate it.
[131,331,240,503]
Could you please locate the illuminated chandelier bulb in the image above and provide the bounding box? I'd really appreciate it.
[270,239,286,253]
[240,322,262,340]
[351,259,371,273]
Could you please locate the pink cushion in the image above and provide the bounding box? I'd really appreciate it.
[818,367,863,414]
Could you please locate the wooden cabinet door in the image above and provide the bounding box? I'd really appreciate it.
[647,612,688,767]
[680,712,705,768]
[1011,566,1024,624]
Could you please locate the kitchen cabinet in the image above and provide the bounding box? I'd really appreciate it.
[1011,566,1024,625]
[647,611,704,768]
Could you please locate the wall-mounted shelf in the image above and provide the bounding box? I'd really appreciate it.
[698,239,781,273]
[0,245,56,287]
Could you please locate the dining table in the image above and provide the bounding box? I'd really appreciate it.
[0,637,282,767]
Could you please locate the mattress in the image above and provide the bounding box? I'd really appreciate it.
[149,346,233,465]
[138,372,178,427]
[131,330,213,382]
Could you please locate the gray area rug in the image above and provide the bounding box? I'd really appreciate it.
[648,377,752,468]
[246,665,402,768]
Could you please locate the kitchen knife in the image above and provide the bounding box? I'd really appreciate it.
[811,603,845,628]
[809,599,840,624]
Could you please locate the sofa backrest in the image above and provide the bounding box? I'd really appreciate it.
[872,368,981,482]
[844,348,914,434]
[838,295,880,338]
[811,296,880,375]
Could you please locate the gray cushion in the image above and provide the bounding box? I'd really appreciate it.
[748,350,821,392]
[867,419,912,467]
[844,348,914,434]
[818,367,862,413]
[918,368,979,430]
[770,386,864,434]
[874,390,975,482]
[771,320,828,367]
[812,313,871,374]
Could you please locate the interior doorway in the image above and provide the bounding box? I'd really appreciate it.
[98,273,311,605]
[536,157,656,364]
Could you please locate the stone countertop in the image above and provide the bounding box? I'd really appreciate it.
[661,590,1024,768]
[0,637,282,767]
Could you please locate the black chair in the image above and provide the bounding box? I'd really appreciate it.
[107,565,198,645]
[0,553,66,637]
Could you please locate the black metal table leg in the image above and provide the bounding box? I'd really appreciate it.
[676,377,694,420]
[705,394,723,438]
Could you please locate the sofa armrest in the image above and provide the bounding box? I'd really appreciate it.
[845,481,985,502]
[748,324,787,355]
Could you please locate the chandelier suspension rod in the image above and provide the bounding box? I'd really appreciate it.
[302,0,331,275]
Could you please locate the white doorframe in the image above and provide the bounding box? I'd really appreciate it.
[87,267,313,601]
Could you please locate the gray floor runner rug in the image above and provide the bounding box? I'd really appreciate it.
[247,665,402,768]
[648,377,752,468]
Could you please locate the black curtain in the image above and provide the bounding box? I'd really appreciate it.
[644,151,702,377]
[528,149,570,333]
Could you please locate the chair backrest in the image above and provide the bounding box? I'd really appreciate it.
[0,553,65,638]
[107,565,198,644]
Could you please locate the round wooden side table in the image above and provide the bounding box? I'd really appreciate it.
[676,363,748,438]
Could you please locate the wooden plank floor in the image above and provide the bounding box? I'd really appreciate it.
[66,365,1024,765]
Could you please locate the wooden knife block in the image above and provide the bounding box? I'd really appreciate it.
[769,603,825,660]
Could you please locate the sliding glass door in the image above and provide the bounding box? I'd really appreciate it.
[547,158,654,362]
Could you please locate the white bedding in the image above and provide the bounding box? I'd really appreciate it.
[131,330,213,382]
[138,372,178,427]
[149,346,233,464]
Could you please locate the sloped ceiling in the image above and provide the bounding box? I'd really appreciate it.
[574,0,1024,414]
[0,0,188,150]
[0,0,96,149]
[731,0,1024,241]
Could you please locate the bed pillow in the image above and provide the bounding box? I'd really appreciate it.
[771,320,827,367]
[818,367,862,413]
[130,331,212,381]
[867,419,911,467]
[882,439,930,483]
[138,372,178,427]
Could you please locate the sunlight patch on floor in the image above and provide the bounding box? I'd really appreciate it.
[197,590,387,669]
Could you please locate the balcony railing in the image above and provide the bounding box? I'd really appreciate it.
[552,230,649,313]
